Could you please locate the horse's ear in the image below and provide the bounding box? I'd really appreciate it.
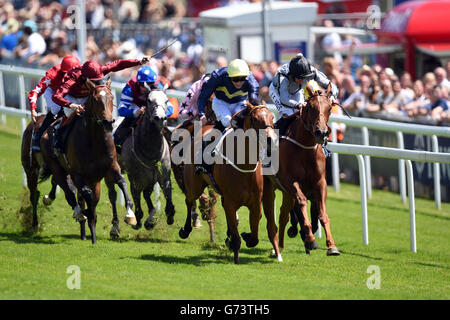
[246,101,254,110]
[326,82,332,97]
[261,100,267,106]
[86,78,96,91]
[106,76,112,86]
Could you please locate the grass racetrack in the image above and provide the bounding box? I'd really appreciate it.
[0,116,449,300]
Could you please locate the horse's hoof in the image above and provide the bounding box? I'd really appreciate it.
[241,232,259,248]
[327,247,341,256]
[179,227,190,239]
[144,220,155,230]
[166,215,174,225]
[42,195,53,206]
[74,213,87,222]
[124,216,137,226]
[287,226,298,238]
[110,225,120,239]
[132,222,142,230]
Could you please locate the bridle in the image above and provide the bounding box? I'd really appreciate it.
[85,84,115,131]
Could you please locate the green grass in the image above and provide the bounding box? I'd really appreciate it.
[0,115,449,300]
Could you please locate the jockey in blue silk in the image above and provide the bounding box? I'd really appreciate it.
[197,58,259,131]
[114,66,173,153]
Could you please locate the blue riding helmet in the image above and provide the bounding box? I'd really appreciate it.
[137,66,157,83]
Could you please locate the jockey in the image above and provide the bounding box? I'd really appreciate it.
[29,55,81,152]
[179,73,211,120]
[269,53,339,135]
[51,56,150,152]
[114,65,173,153]
[197,59,259,132]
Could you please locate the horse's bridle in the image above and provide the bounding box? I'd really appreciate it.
[85,84,115,131]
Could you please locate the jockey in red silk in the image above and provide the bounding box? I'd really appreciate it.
[52,57,150,117]
[29,55,80,152]
[114,65,173,153]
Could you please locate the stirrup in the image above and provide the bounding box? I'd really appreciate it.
[195,164,208,174]
[323,146,332,158]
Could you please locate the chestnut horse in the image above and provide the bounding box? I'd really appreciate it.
[179,103,280,264]
[39,78,136,243]
[21,115,75,230]
[263,81,340,256]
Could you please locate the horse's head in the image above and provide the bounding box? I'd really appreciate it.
[145,90,169,130]
[85,77,115,132]
[301,81,333,145]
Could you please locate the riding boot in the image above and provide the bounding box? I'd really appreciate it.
[275,116,293,136]
[194,120,225,174]
[32,112,56,152]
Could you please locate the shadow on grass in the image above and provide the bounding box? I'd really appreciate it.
[0,231,57,245]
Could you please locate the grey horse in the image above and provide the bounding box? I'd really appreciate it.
[109,90,175,237]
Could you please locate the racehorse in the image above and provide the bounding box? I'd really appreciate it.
[263,81,340,256]
[168,98,218,243]
[21,115,76,230]
[39,78,136,243]
[179,102,280,264]
[111,89,175,237]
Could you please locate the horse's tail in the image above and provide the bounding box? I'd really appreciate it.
[38,163,52,184]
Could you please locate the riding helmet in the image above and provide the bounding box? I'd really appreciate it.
[81,60,104,81]
[137,66,157,83]
[289,53,314,79]
[61,55,81,73]
[227,59,250,78]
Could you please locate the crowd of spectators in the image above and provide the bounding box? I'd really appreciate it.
[1,0,449,125]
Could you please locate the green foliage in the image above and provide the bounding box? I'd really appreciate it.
[0,115,449,299]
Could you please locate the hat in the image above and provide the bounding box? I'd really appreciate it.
[5,18,20,34]
[23,20,38,33]
[356,65,373,79]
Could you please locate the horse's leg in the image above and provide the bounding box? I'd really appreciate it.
[130,181,144,230]
[287,209,299,238]
[159,167,175,225]
[223,199,241,264]
[315,184,340,256]
[191,201,202,228]
[25,168,40,230]
[42,176,58,206]
[241,201,260,249]
[261,177,282,261]
[73,180,87,241]
[143,185,157,230]
[292,182,317,254]
[279,191,294,250]
[179,165,206,239]
[199,190,216,243]
[106,166,136,226]
[105,179,120,239]
[75,180,97,244]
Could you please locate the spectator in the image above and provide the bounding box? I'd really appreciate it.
[446,61,450,81]
[339,74,356,102]
[14,21,46,64]
[321,19,342,63]
[322,56,343,89]
[404,80,428,117]
[423,72,437,88]
[384,80,408,113]
[423,85,449,121]
[434,67,450,92]
[118,0,139,23]
[214,55,227,69]
[259,59,279,103]
[400,72,414,100]
[342,74,371,114]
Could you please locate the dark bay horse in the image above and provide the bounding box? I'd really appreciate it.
[168,98,218,243]
[40,78,136,243]
[21,115,72,229]
[112,90,175,237]
[179,103,280,264]
[263,81,340,256]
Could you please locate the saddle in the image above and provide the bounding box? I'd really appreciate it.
[51,112,78,157]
